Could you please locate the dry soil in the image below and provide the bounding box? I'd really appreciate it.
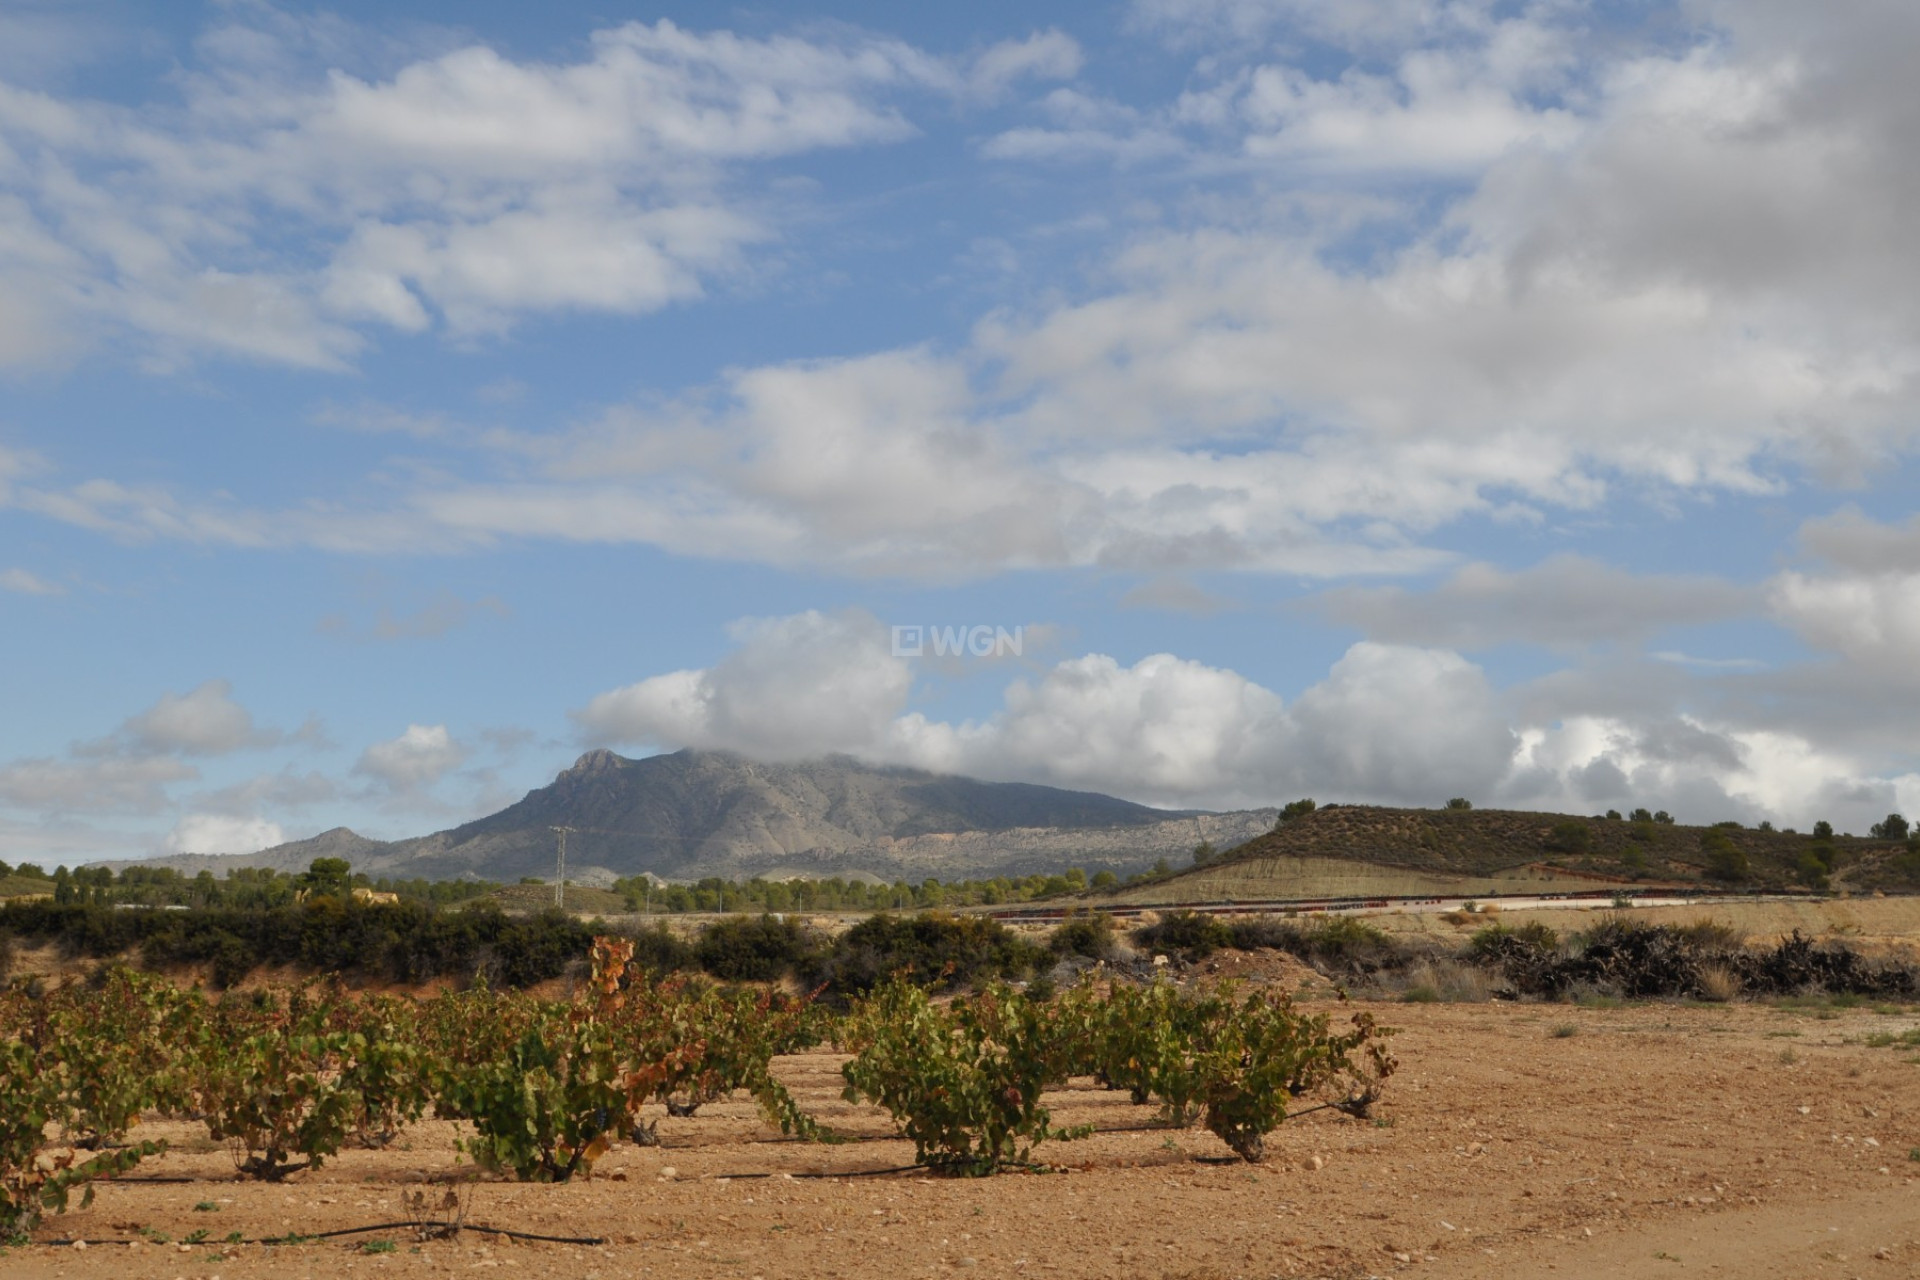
[9,993,1920,1280]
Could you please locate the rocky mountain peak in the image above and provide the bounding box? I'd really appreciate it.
[562,748,624,778]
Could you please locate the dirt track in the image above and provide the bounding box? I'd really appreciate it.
[8,995,1919,1280]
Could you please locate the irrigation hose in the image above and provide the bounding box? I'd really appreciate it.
[45,1221,606,1248]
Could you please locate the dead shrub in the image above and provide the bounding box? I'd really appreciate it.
[1696,964,1741,1002]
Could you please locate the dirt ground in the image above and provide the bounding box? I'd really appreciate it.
[7,994,1919,1280]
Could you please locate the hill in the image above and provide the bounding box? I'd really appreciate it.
[1103,803,1920,904]
[133,749,1275,885]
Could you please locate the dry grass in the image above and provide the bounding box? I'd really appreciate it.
[1697,963,1741,1002]
[1394,959,1493,1003]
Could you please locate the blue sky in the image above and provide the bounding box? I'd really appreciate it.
[4,0,1920,864]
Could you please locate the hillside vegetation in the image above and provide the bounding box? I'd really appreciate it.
[1116,802,1920,902]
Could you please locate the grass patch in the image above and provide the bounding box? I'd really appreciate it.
[1551,1025,1578,1038]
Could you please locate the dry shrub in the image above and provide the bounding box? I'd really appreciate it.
[1395,959,1491,1003]
[1696,963,1741,1002]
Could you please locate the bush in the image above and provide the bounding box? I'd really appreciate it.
[0,1038,161,1242]
[190,999,361,1180]
[1445,797,1472,811]
[695,914,820,982]
[626,922,695,975]
[1133,911,1232,960]
[1065,981,1395,1163]
[438,939,682,1181]
[839,979,1088,1174]
[1546,820,1592,854]
[1701,832,1750,883]
[1048,912,1116,961]
[809,912,1043,996]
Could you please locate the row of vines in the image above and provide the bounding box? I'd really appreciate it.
[0,938,1393,1240]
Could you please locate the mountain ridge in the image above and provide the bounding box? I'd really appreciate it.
[131,749,1276,885]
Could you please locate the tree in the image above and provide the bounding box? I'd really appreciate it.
[1545,820,1591,854]
[1701,830,1749,883]
[299,858,352,899]
[1275,798,1316,828]
[1869,813,1910,841]
[1445,797,1473,811]
[1813,820,1834,840]
[1629,808,1654,823]
[1191,841,1217,867]
[1653,811,1675,825]
[1090,870,1118,891]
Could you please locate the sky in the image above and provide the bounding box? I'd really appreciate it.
[4,0,1920,866]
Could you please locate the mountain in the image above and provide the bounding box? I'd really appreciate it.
[137,749,1277,885]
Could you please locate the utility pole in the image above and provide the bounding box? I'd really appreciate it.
[549,825,574,909]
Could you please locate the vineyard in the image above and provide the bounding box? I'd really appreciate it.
[0,938,1393,1245]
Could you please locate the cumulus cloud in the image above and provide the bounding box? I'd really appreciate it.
[1315,556,1756,651]
[579,623,1503,810]
[575,610,913,758]
[7,4,1920,586]
[114,680,266,757]
[573,609,1920,827]
[1766,509,1920,689]
[354,724,468,792]
[163,813,287,856]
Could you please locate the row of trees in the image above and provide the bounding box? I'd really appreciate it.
[608,868,1134,914]
[2,860,499,911]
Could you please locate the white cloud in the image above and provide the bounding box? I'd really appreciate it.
[0,567,62,595]
[163,813,286,856]
[967,31,1084,99]
[891,650,1288,807]
[0,15,955,365]
[575,610,912,758]
[7,3,1920,594]
[354,723,468,791]
[574,609,1920,826]
[117,679,263,756]
[1767,510,1920,685]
